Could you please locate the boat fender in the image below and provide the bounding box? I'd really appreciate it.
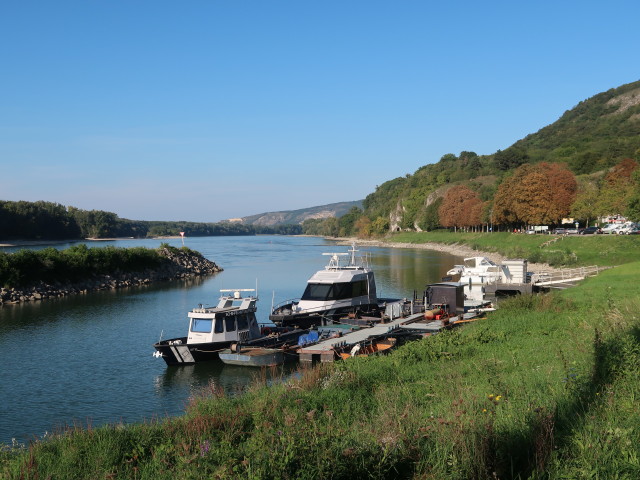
[261,327,272,335]
[424,308,442,320]
[230,343,241,353]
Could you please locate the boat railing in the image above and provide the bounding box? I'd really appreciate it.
[271,298,301,312]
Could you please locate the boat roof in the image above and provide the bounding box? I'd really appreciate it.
[188,289,257,316]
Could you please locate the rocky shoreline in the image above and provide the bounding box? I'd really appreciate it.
[0,247,222,305]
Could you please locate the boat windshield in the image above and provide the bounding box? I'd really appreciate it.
[191,318,213,333]
[301,280,368,301]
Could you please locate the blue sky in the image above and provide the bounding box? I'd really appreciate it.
[1,1,638,222]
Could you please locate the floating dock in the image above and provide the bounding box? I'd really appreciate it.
[298,313,424,362]
[298,310,483,362]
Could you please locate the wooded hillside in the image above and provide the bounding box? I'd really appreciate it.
[303,80,640,235]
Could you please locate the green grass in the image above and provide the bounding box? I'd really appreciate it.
[389,230,640,267]
[3,262,640,479]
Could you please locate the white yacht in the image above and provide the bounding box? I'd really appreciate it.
[269,244,395,328]
[447,257,504,302]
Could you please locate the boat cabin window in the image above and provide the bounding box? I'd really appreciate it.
[301,280,368,301]
[225,316,236,332]
[236,314,249,330]
[214,317,224,334]
[191,318,213,333]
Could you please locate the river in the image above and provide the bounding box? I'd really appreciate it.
[0,235,463,444]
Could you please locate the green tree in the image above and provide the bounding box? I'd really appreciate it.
[494,147,529,171]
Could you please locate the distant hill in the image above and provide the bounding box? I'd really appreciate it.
[224,200,364,226]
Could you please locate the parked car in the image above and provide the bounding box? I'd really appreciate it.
[579,226,601,235]
[617,222,637,234]
[601,224,623,234]
[628,227,640,235]
[553,228,567,235]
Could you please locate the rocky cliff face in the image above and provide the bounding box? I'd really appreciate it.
[0,248,222,305]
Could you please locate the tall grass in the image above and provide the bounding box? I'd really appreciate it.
[2,264,640,478]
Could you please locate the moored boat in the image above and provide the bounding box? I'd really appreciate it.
[153,289,306,366]
[269,244,398,329]
[218,346,285,367]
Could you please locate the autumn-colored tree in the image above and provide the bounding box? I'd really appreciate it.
[493,163,577,227]
[604,158,639,186]
[596,158,639,217]
[540,162,578,219]
[438,185,483,230]
[625,169,640,221]
[353,216,373,238]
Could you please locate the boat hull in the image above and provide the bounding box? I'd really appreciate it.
[218,347,284,367]
[154,329,307,366]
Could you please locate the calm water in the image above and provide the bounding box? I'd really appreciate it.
[0,236,462,444]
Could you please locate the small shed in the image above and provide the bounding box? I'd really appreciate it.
[424,282,464,317]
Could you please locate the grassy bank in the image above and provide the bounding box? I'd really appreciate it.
[389,231,640,267]
[2,260,639,478]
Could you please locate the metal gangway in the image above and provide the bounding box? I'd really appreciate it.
[532,265,604,288]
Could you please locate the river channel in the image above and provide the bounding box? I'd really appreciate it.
[0,235,463,444]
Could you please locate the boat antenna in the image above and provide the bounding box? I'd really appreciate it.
[349,242,359,265]
[255,278,259,299]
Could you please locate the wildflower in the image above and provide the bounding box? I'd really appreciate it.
[495,395,502,402]
[482,409,487,413]
[199,440,210,457]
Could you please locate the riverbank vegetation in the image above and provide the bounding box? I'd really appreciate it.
[2,261,639,478]
[0,243,219,291]
[0,200,302,241]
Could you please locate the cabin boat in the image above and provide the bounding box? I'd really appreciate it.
[446,257,532,303]
[153,289,306,366]
[446,257,504,302]
[269,244,397,329]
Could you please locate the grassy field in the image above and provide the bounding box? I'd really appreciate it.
[2,235,640,479]
[390,231,640,267]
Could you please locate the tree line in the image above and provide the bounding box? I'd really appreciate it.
[0,201,302,240]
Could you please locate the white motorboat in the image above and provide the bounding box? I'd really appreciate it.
[269,244,397,328]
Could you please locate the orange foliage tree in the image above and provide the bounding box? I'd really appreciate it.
[493,163,577,227]
[438,185,484,230]
[596,158,639,217]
